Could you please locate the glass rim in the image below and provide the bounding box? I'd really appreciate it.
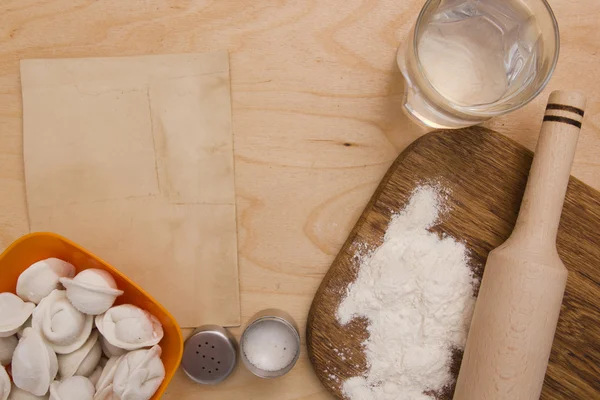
[411,0,560,117]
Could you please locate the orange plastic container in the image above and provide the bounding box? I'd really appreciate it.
[0,232,183,399]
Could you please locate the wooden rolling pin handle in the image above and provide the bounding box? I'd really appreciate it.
[508,91,586,251]
[453,91,586,400]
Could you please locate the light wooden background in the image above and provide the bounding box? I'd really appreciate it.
[1,1,599,399]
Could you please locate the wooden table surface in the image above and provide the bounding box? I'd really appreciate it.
[1,1,599,399]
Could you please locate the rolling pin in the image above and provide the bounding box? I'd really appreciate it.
[453,91,586,400]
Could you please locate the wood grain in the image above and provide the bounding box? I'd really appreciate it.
[307,127,600,400]
[1,1,600,399]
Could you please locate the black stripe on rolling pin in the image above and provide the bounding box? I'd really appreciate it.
[546,103,585,116]
[543,115,582,129]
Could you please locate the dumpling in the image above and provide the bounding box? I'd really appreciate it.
[8,384,49,399]
[92,386,118,400]
[92,386,116,400]
[57,331,102,379]
[32,290,93,354]
[112,346,165,400]
[94,355,123,400]
[0,293,35,338]
[49,376,94,400]
[99,335,126,358]
[0,365,10,400]
[12,328,58,397]
[60,269,123,315]
[17,259,75,304]
[88,365,103,387]
[0,336,17,366]
[95,305,163,351]
[16,317,32,339]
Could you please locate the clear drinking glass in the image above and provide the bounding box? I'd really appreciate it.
[397,0,559,129]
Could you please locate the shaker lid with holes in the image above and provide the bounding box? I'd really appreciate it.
[181,325,237,384]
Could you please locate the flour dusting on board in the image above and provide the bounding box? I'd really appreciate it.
[337,185,477,400]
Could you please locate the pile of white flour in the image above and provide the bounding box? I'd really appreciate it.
[337,185,477,400]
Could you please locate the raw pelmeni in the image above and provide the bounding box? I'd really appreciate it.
[49,376,94,400]
[17,258,75,304]
[0,365,9,400]
[16,317,32,339]
[338,186,477,400]
[94,355,123,400]
[88,365,103,387]
[12,328,58,396]
[0,293,35,338]
[113,346,165,400]
[8,385,49,399]
[99,335,126,358]
[95,305,163,350]
[0,336,17,366]
[57,331,102,379]
[32,290,93,354]
[93,389,117,400]
[93,385,115,400]
[60,269,123,315]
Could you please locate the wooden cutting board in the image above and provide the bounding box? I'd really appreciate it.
[307,127,600,400]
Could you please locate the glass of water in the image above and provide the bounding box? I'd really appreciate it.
[397,0,559,129]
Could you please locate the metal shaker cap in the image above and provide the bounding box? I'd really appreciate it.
[181,325,237,385]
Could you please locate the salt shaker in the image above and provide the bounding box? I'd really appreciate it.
[240,309,301,378]
[181,325,238,385]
